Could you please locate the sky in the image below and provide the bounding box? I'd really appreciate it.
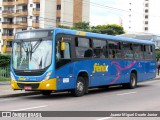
[90,0,128,26]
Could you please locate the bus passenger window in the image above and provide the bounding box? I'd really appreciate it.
[108,41,123,59]
[123,43,133,59]
[84,49,93,57]
[133,44,143,59]
[75,37,92,58]
[93,39,107,58]
[56,42,71,59]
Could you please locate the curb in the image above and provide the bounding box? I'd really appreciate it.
[0,81,10,85]
[0,91,40,98]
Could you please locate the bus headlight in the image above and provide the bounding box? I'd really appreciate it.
[10,72,16,81]
[42,71,52,81]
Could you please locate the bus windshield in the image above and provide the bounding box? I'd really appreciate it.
[12,38,52,70]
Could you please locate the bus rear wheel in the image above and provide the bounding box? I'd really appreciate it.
[123,73,137,89]
[41,90,52,96]
[71,76,85,97]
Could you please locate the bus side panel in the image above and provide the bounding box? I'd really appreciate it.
[73,60,126,87]
[144,60,156,81]
[71,60,113,88]
[107,60,126,85]
[55,63,76,90]
[123,60,139,83]
[135,60,145,82]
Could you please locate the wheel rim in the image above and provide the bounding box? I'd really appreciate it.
[131,76,136,87]
[77,81,84,92]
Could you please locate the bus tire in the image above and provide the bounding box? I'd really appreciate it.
[124,73,137,89]
[41,90,52,96]
[72,76,85,97]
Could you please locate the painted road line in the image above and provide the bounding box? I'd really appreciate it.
[97,117,113,120]
[11,105,48,111]
[117,92,137,96]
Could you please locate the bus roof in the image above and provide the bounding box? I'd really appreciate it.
[16,28,155,45]
[55,28,155,45]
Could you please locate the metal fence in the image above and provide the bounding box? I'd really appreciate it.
[0,67,10,81]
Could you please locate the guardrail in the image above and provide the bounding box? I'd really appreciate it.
[0,67,10,81]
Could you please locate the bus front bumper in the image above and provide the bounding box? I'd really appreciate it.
[11,78,57,91]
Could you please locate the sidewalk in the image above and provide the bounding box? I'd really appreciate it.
[0,76,160,98]
[0,81,40,98]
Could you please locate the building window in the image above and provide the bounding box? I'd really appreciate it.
[145,9,148,13]
[57,5,61,10]
[145,3,148,7]
[145,15,148,19]
[30,4,33,7]
[0,18,1,21]
[0,7,1,11]
[7,41,12,47]
[36,4,40,8]
[56,17,61,22]
[145,27,148,31]
[145,21,148,24]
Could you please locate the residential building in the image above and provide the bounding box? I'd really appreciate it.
[0,0,90,53]
[123,0,160,34]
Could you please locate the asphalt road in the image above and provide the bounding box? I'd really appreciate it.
[0,79,160,120]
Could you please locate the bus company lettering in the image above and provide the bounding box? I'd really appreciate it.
[93,63,108,73]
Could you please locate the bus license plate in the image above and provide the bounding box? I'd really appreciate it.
[24,86,32,90]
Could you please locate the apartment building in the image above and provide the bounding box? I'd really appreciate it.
[0,0,90,53]
[123,0,160,35]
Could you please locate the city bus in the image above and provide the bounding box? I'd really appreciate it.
[10,28,156,97]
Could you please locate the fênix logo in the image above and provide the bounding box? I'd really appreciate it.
[92,63,108,73]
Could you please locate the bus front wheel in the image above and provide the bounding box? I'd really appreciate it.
[123,73,137,89]
[72,76,85,97]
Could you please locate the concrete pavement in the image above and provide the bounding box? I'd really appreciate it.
[0,75,160,98]
[0,81,40,98]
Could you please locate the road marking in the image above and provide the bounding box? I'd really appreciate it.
[11,105,48,111]
[117,92,136,96]
[97,117,113,120]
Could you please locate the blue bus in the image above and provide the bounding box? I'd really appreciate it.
[10,28,156,96]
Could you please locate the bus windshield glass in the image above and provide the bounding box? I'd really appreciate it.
[12,31,53,70]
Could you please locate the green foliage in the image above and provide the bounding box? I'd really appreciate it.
[58,25,71,29]
[0,67,10,81]
[58,22,125,35]
[156,50,160,61]
[0,54,11,67]
[93,24,125,35]
[73,22,90,30]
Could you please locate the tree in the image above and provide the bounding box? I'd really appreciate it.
[0,54,10,67]
[58,21,90,31]
[73,22,90,30]
[58,22,125,35]
[93,24,125,35]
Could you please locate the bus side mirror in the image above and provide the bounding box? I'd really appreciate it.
[61,38,66,51]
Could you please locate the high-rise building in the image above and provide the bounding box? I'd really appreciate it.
[123,0,160,34]
[0,0,90,53]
